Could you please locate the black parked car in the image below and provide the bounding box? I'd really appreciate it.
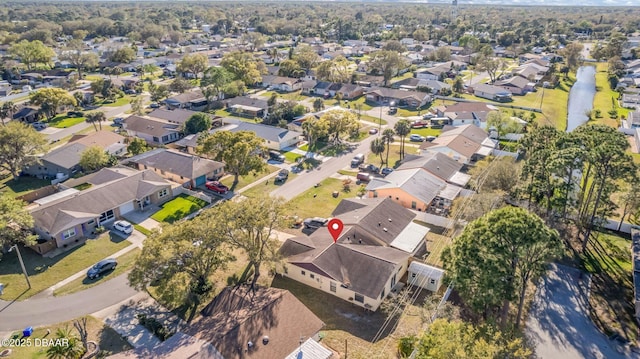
[87,258,117,279]
[274,169,289,183]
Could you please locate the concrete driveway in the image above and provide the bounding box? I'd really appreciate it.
[526,263,639,359]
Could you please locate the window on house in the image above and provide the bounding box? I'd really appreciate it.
[160,170,165,175]
[411,201,417,209]
[330,282,336,292]
[144,165,148,169]
[62,228,76,239]
[98,209,115,224]
[354,293,364,303]
[153,136,160,143]
[430,279,436,284]
[373,191,378,198]
[180,176,183,180]
[310,273,315,279]
[381,289,385,299]
[301,270,306,276]
[158,189,168,198]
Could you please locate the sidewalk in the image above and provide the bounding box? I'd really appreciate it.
[31,229,146,299]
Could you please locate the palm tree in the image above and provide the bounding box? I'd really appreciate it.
[382,128,395,167]
[0,101,18,125]
[370,137,386,168]
[394,120,411,160]
[46,327,85,359]
[86,111,106,131]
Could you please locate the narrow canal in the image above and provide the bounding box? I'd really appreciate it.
[566,66,597,132]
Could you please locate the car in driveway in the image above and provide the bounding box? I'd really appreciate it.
[303,217,329,229]
[410,134,425,142]
[356,172,372,182]
[149,102,160,108]
[269,150,285,162]
[360,164,379,173]
[369,128,378,135]
[113,220,133,234]
[381,167,394,176]
[274,169,289,183]
[426,135,437,142]
[205,181,229,194]
[87,258,117,279]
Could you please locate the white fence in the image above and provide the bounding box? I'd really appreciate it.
[492,149,519,158]
[600,218,634,234]
[172,186,212,204]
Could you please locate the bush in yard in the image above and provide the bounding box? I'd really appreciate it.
[136,314,173,341]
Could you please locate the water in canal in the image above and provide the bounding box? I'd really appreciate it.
[566,66,596,132]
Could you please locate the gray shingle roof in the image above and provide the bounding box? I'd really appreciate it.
[31,167,170,236]
[397,152,464,183]
[41,142,87,169]
[128,149,224,180]
[215,119,301,144]
[123,115,180,137]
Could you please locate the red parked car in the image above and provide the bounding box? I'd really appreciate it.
[205,181,229,194]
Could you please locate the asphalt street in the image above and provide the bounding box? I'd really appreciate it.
[0,274,138,331]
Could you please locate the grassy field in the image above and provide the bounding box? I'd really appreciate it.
[367,144,402,168]
[219,165,279,191]
[287,178,355,219]
[410,127,442,137]
[282,150,303,163]
[53,248,141,297]
[99,95,134,107]
[592,62,627,127]
[151,194,208,224]
[361,114,387,125]
[0,175,50,198]
[5,315,132,358]
[581,230,636,341]
[350,96,373,111]
[48,115,85,128]
[241,172,298,199]
[0,233,131,300]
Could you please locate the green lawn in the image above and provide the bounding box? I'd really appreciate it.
[219,165,279,191]
[133,224,152,236]
[593,62,626,127]
[350,96,373,111]
[367,144,403,168]
[150,194,208,224]
[0,233,131,300]
[213,109,258,122]
[361,114,387,125]
[287,178,355,219]
[283,151,303,163]
[5,315,131,358]
[99,95,134,107]
[0,175,50,198]
[410,127,443,137]
[423,231,451,268]
[53,248,141,297]
[47,115,86,129]
[337,169,358,176]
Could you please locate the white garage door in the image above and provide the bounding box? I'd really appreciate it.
[119,201,135,215]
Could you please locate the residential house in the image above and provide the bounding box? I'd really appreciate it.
[29,167,172,254]
[211,119,302,150]
[391,78,451,94]
[12,106,40,123]
[127,148,224,188]
[336,83,364,100]
[123,115,182,145]
[408,261,445,292]
[23,131,126,179]
[299,79,318,95]
[0,81,11,97]
[441,102,499,129]
[420,124,498,164]
[495,76,535,95]
[165,89,208,111]
[284,339,332,359]
[279,198,435,311]
[472,83,513,102]
[185,286,325,359]
[110,77,140,91]
[396,152,471,187]
[366,88,431,108]
[366,168,462,215]
[623,94,640,110]
[260,75,302,92]
[223,96,269,119]
[147,108,221,127]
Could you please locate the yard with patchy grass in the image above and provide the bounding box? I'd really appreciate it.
[592,62,628,127]
[0,175,50,198]
[367,144,403,169]
[0,233,131,300]
[151,194,208,224]
[47,114,86,128]
[580,230,637,342]
[54,248,141,297]
[271,275,432,359]
[287,178,357,219]
[4,315,132,358]
[241,172,298,199]
[410,127,442,137]
[219,165,280,191]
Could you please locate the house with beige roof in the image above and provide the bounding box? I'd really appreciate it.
[126,148,225,188]
[279,198,437,311]
[29,167,172,255]
[22,130,126,180]
[420,124,497,164]
[123,115,182,146]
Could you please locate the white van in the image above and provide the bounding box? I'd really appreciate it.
[351,153,365,167]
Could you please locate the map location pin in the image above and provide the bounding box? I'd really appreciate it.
[327,218,344,243]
